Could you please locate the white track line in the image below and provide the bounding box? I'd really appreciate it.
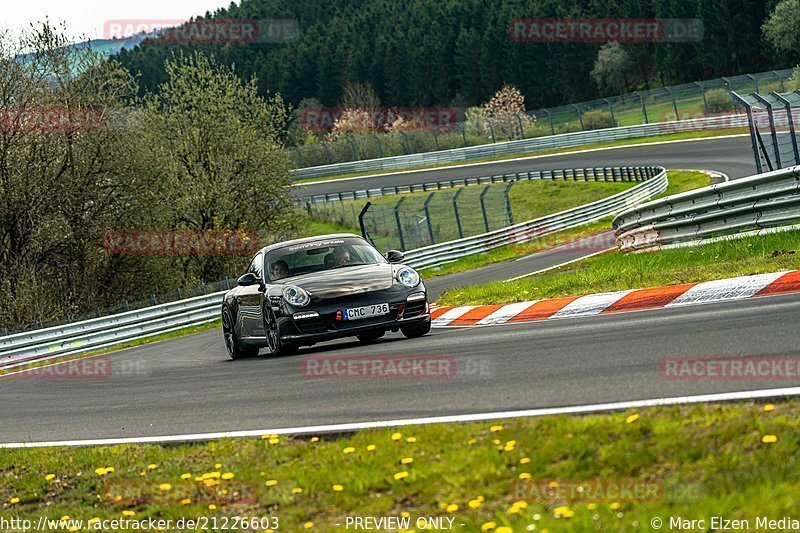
[505,247,615,281]
[3,386,797,448]
[299,135,749,186]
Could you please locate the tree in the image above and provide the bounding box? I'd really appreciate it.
[482,84,534,140]
[590,43,633,94]
[762,0,800,62]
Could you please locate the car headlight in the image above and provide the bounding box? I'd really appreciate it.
[282,286,310,307]
[396,267,420,288]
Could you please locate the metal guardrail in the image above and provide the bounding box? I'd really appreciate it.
[293,115,746,180]
[2,166,666,367]
[0,292,223,369]
[613,166,800,252]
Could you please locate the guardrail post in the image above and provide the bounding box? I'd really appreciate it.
[503,182,515,226]
[423,193,436,245]
[479,185,491,232]
[149,294,157,305]
[393,197,407,250]
[732,92,764,173]
[433,128,440,150]
[123,300,129,312]
[1,327,6,337]
[696,82,709,116]
[452,188,465,239]
[176,288,182,300]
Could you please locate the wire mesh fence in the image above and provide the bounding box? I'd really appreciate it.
[292,68,797,169]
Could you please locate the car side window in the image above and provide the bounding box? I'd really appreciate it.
[248,252,263,279]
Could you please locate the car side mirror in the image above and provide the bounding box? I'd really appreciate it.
[385,250,405,263]
[237,272,260,286]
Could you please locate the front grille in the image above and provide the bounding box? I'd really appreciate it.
[295,317,327,334]
[404,300,426,318]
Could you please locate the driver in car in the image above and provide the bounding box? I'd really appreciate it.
[325,247,351,269]
[271,260,289,280]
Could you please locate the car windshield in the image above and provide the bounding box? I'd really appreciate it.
[264,237,386,281]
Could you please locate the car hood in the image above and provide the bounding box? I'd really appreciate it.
[281,263,396,299]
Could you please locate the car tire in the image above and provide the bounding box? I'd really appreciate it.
[401,318,431,338]
[264,306,299,356]
[222,307,259,360]
[357,330,385,342]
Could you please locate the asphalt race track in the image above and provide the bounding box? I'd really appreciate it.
[2,293,799,443]
[0,133,787,445]
[296,135,756,198]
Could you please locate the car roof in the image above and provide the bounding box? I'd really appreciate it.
[258,233,364,254]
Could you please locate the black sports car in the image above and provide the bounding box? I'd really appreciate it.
[221,233,431,359]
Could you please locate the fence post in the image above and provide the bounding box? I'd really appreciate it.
[772,71,786,92]
[323,143,332,164]
[358,202,374,244]
[149,294,157,305]
[573,104,585,130]
[479,185,491,232]
[752,93,783,169]
[452,188,464,239]
[347,138,358,161]
[374,134,384,158]
[696,82,709,116]
[665,87,679,121]
[176,288,182,300]
[603,98,616,126]
[488,119,496,143]
[773,92,800,165]
[123,300,129,312]
[423,192,436,245]
[224,277,230,290]
[543,108,555,135]
[432,128,440,150]
[461,125,467,147]
[503,181,515,226]
[400,131,411,154]
[747,74,759,93]
[515,113,524,138]
[635,92,648,124]
[393,197,406,250]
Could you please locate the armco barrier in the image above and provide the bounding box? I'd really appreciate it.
[613,165,800,252]
[293,115,746,180]
[2,166,665,366]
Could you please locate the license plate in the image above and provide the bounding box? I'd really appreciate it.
[343,303,390,320]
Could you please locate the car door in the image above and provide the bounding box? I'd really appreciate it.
[238,251,267,338]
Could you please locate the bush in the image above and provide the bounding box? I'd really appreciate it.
[581,109,615,129]
[704,88,733,112]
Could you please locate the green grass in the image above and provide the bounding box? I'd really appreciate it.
[438,228,800,306]
[2,400,798,531]
[295,129,747,183]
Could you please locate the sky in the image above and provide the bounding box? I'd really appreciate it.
[2,0,234,41]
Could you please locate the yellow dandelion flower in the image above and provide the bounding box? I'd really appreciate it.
[292,487,303,494]
[261,434,270,439]
[468,499,482,509]
[477,496,485,502]
[139,471,146,477]
[122,510,135,517]
[332,484,344,492]
[343,447,355,454]
[214,463,222,469]
[391,432,402,441]
[762,434,778,443]
[114,495,122,502]
[481,522,496,532]
[610,502,621,510]
[94,468,107,476]
[439,502,448,510]
[265,479,278,487]
[406,437,417,443]
[310,437,319,442]
[520,457,531,464]
[394,471,409,480]
[69,527,79,532]
[626,413,639,424]
[587,503,597,510]
[106,467,115,473]
[180,473,191,480]
[764,404,775,412]
[61,516,70,521]
[495,528,512,533]
[269,438,279,444]
[446,504,458,513]
[367,444,377,451]
[490,425,503,432]
[9,497,19,504]
[208,504,217,510]
[304,522,314,529]
[401,512,410,518]
[181,499,191,505]
[147,464,157,470]
[554,505,570,515]
[158,483,172,491]
[519,473,531,480]
[467,438,477,445]
[401,457,414,465]
[45,474,56,481]
[88,518,100,524]
[221,472,235,480]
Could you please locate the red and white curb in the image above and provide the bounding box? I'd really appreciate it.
[431,270,800,327]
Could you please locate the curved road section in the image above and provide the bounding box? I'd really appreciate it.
[297,135,754,197]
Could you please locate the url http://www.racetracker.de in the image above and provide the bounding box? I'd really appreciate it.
[0,516,281,531]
